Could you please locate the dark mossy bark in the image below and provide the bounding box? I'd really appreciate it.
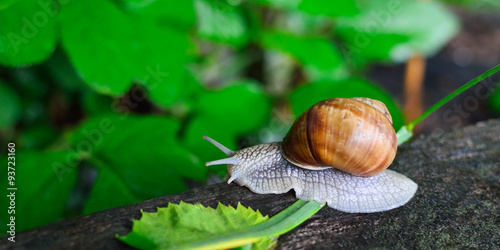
[3,120,499,249]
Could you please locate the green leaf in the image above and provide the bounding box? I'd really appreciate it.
[0,80,21,129]
[137,0,196,29]
[118,0,157,10]
[196,82,272,134]
[60,0,136,95]
[0,151,78,232]
[83,167,140,214]
[60,0,193,99]
[0,0,20,9]
[70,115,205,209]
[250,0,358,17]
[118,200,324,250]
[195,0,249,47]
[261,31,347,81]
[81,89,115,116]
[289,78,404,130]
[19,123,58,149]
[335,0,459,62]
[184,81,272,175]
[131,16,193,107]
[298,0,358,17]
[490,86,500,114]
[0,0,57,66]
[117,202,273,249]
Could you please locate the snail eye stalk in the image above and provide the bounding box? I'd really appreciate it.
[203,135,235,157]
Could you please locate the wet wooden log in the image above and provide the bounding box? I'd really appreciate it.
[3,119,500,249]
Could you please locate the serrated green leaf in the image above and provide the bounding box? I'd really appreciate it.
[261,31,347,81]
[0,151,78,232]
[118,202,273,250]
[289,78,404,130]
[118,200,324,250]
[335,0,459,62]
[0,80,20,128]
[195,0,249,47]
[70,115,205,210]
[0,0,57,66]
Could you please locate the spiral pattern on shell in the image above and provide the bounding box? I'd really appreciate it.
[281,98,397,177]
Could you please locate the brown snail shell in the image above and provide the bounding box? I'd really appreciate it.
[281,97,397,177]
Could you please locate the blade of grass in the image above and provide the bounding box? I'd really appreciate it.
[397,64,500,145]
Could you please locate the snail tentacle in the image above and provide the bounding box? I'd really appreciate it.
[203,135,235,156]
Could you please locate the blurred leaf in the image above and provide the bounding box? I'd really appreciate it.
[250,0,358,17]
[117,202,272,250]
[0,81,20,128]
[441,0,500,11]
[60,0,137,95]
[489,86,500,113]
[0,0,20,9]
[83,167,139,214]
[277,11,332,37]
[70,115,205,205]
[196,81,272,134]
[118,0,157,10]
[261,31,347,81]
[82,89,115,116]
[44,49,86,93]
[298,0,358,17]
[0,151,78,232]
[0,0,57,66]
[289,78,404,130]
[335,0,459,62]
[137,26,194,107]
[19,123,58,149]
[60,0,193,100]
[184,81,272,175]
[138,0,196,29]
[195,0,249,47]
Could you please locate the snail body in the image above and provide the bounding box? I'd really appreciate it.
[204,98,417,213]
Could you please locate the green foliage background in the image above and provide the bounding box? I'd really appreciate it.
[0,0,497,233]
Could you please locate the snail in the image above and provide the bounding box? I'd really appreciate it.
[204,98,417,213]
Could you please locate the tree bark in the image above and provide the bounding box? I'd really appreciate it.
[3,119,500,249]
